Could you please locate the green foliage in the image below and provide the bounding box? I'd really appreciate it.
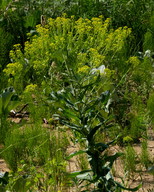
[0,87,20,144]
[112,52,153,144]
[2,124,69,171]
[4,159,69,192]
[143,14,154,52]
[0,28,14,72]
[0,172,9,191]
[2,125,49,171]
[22,84,50,124]
[123,136,133,145]
[1,124,70,190]
[0,87,20,117]
[147,92,154,125]
[124,145,137,178]
[140,140,150,169]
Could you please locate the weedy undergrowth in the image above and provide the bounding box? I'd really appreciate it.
[140,140,151,169]
[2,124,51,172]
[0,87,20,144]
[1,124,70,191]
[124,145,137,179]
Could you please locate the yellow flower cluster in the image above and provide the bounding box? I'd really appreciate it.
[3,16,131,91]
[48,17,72,37]
[127,56,140,67]
[3,62,23,76]
[88,48,105,68]
[36,24,49,35]
[92,17,105,33]
[24,84,38,94]
[105,26,131,53]
[104,68,115,78]
[77,53,88,66]
[78,65,90,73]
[9,44,24,61]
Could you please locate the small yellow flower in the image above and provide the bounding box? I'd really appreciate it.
[24,84,37,94]
[127,56,140,67]
[78,65,90,73]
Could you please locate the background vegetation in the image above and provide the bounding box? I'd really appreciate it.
[0,0,154,191]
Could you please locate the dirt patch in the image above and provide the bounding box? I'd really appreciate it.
[0,144,10,173]
[0,159,9,172]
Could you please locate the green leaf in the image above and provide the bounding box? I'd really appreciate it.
[76,172,92,181]
[68,170,92,178]
[8,100,21,112]
[94,143,108,152]
[115,181,142,191]
[66,150,86,160]
[61,120,83,133]
[0,88,20,117]
[64,97,75,108]
[105,172,113,180]
[105,152,124,167]
[87,124,102,142]
[63,109,79,121]
[101,166,110,176]
[2,91,14,110]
